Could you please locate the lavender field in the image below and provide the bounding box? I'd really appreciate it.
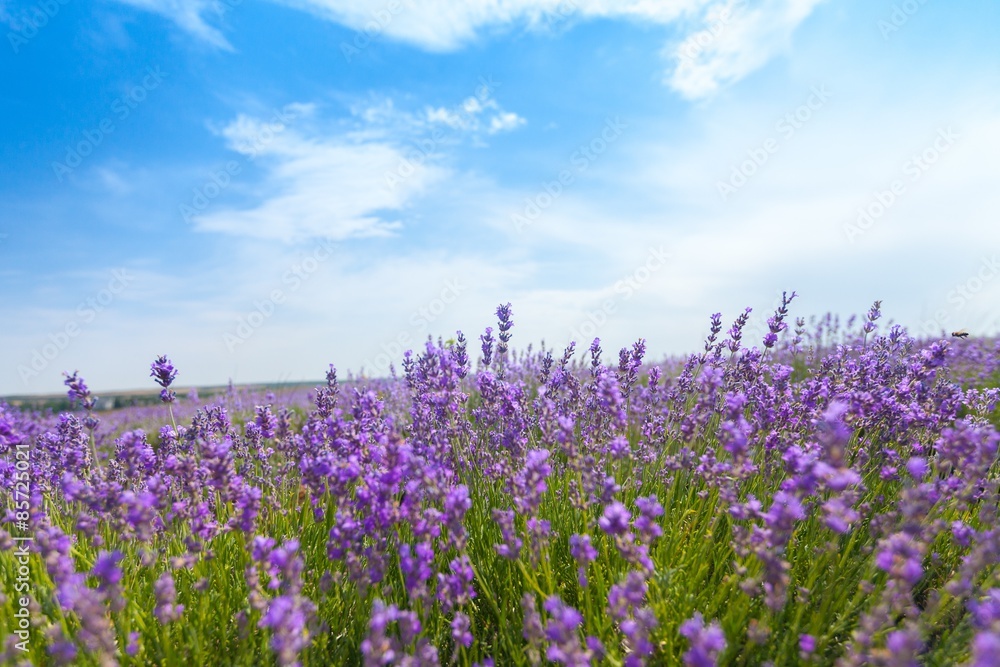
[3,298,1000,666]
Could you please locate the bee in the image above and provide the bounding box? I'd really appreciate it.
[951,329,970,339]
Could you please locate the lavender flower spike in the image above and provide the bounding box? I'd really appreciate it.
[150,355,178,403]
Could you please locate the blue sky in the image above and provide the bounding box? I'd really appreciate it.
[3,0,1000,396]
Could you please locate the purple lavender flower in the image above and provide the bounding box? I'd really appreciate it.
[254,405,278,439]
[570,534,598,587]
[679,612,726,667]
[153,571,184,623]
[608,571,648,620]
[634,495,664,542]
[905,456,928,480]
[969,631,1000,667]
[492,509,522,559]
[763,291,797,350]
[92,550,123,583]
[150,355,178,403]
[438,555,476,613]
[599,501,631,536]
[251,535,276,562]
[875,532,925,586]
[496,302,514,357]
[92,551,123,605]
[451,611,473,649]
[400,541,435,599]
[115,429,157,480]
[885,627,922,667]
[259,594,317,667]
[126,631,141,657]
[481,327,495,368]
[863,299,882,335]
[361,600,426,666]
[969,589,1000,629]
[63,371,97,410]
[522,593,546,663]
[46,628,78,665]
[952,521,976,548]
[514,449,552,514]
[704,312,723,354]
[620,606,657,667]
[726,307,752,353]
[543,595,596,666]
[442,484,472,550]
[62,371,100,456]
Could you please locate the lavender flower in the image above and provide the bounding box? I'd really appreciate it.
[153,571,184,624]
[968,631,1000,667]
[150,355,178,403]
[599,501,631,536]
[679,612,726,667]
[570,534,598,587]
[452,612,473,649]
[543,595,597,666]
[493,509,523,559]
[496,302,514,357]
[514,449,552,514]
[634,495,664,543]
[63,371,97,411]
[91,550,124,609]
[259,594,317,667]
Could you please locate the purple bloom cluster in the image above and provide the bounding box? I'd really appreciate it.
[3,298,1000,665]
[679,612,726,666]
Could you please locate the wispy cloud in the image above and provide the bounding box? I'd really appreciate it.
[113,0,823,99]
[272,0,698,51]
[359,84,525,137]
[665,0,827,99]
[192,89,524,242]
[114,0,234,50]
[193,116,441,242]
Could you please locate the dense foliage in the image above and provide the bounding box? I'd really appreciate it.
[3,297,1000,666]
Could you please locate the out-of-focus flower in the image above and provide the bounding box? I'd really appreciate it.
[680,612,726,667]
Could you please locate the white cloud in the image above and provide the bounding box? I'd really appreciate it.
[191,89,524,242]
[347,86,522,137]
[277,0,699,51]
[666,0,828,99]
[489,111,527,134]
[193,115,445,242]
[113,0,824,99]
[423,93,523,135]
[115,0,234,50]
